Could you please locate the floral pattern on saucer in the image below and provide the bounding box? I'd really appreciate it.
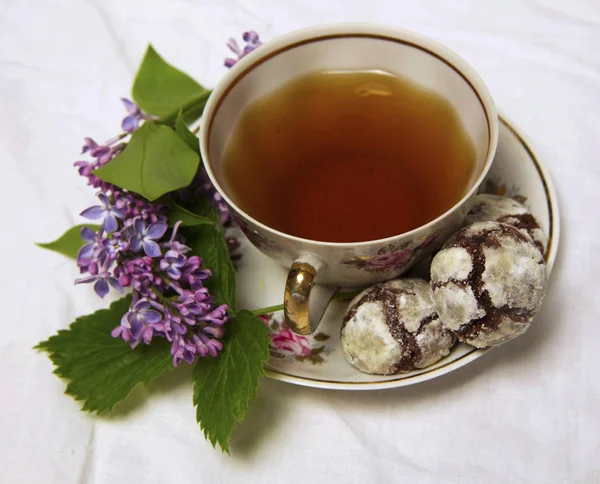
[342,230,441,272]
[260,313,330,365]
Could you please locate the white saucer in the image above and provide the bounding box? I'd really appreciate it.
[234,116,560,390]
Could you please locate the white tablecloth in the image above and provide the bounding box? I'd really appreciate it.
[1,1,598,482]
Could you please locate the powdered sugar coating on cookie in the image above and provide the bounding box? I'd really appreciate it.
[340,301,404,375]
[430,247,473,282]
[465,194,547,255]
[431,282,485,331]
[341,279,456,375]
[482,243,545,311]
[430,221,547,348]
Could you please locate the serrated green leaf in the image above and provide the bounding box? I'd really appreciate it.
[183,210,236,310]
[132,44,209,118]
[192,310,270,453]
[36,224,101,259]
[175,110,200,155]
[94,121,199,201]
[167,202,215,227]
[35,296,173,414]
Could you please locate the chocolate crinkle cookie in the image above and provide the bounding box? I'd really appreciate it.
[430,221,547,348]
[465,194,547,255]
[341,279,456,375]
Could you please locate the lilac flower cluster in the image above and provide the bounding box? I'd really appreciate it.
[74,99,228,366]
[224,31,262,68]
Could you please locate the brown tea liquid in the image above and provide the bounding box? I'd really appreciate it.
[222,70,476,243]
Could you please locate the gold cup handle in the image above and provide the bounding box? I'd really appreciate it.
[284,257,338,335]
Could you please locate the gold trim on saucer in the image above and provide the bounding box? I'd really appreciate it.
[499,116,554,263]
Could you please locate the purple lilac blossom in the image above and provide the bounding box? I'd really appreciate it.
[77,226,99,266]
[75,269,124,298]
[120,98,156,132]
[80,193,126,233]
[224,31,262,68]
[159,250,187,279]
[74,98,229,366]
[128,218,167,257]
[111,298,162,347]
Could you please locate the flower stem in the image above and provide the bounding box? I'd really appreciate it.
[250,303,284,316]
[250,289,362,316]
[104,132,128,146]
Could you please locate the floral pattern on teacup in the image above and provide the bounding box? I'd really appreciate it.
[259,314,329,365]
[343,230,442,273]
[236,218,286,254]
[364,247,413,271]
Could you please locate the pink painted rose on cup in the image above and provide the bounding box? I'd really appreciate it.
[365,248,413,270]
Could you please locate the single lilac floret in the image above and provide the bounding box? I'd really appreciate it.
[121,299,162,327]
[129,218,167,257]
[112,299,163,347]
[80,193,126,233]
[75,271,124,298]
[120,98,152,133]
[159,249,187,279]
[77,226,99,265]
[193,333,223,358]
[81,138,111,160]
[200,304,228,326]
[102,232,128,258]
[171,335,197,366]
[242,30,261,54]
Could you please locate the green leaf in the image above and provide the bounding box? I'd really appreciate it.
[36,224,100,259]
[183,210,236,310]
[192,310,270,453]
[94,121,199,201]
[167,202,215,227]
[132,44,209,118]
[175,110,200,154]
[159,90,212,127]
[35,296,173,414]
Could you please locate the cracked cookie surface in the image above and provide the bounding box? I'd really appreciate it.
[342,279,456,375]
[430,221,546,348]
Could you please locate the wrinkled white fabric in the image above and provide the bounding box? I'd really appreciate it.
[1,0,599,482]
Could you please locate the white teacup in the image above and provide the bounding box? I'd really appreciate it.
[201,23,498,335]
